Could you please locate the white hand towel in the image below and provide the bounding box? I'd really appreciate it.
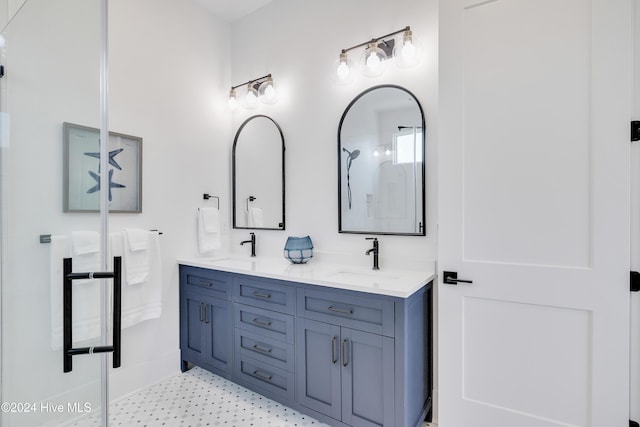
[123,229,150,285]
[202,207,220,233]
[198,208,221,254]
[50,234,102,350]
[111,231,162,329]
[71,230,100,255]
[247,206,264,228]
[124,228,149,251]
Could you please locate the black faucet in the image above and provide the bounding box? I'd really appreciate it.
[241,232,256,257]
[365,237,379,270]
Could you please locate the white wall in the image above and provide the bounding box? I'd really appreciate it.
[226,0,439,271]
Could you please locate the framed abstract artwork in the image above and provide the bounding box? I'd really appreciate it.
[63,122,142,213]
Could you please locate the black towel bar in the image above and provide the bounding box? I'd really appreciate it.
[63,256,122,373]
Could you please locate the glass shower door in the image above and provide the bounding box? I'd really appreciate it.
[0,0,111,425]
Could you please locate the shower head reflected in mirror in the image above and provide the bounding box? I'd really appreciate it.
[342,148,360,209]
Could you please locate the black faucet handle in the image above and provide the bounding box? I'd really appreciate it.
[365,237,378,241]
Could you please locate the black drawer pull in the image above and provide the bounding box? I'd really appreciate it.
[251,317,272,327]
[251,369,273,381]
[252,343,273,354]
[331,336,338,364]
[252,291,272,299]
[342,339,349,367]
[197,280,212,287]
[328,305,353,315]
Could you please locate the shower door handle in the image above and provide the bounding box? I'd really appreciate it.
[63,256,122,373]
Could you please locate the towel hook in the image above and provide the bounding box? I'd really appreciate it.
[246,196,256,211]
[203,194,220,210]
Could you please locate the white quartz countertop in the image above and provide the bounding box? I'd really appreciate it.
[178,255,436,298]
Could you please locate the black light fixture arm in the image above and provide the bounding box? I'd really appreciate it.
[231,73,272,91]
[340,26,410,54]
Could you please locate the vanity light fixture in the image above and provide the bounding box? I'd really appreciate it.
[336,26,420,83]
[228,74,278,111]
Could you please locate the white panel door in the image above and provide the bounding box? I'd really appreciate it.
[438,0,632,426]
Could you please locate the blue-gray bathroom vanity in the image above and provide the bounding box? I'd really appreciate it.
[178,256,434,427]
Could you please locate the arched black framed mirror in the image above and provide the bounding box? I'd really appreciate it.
[338,85,425,235]
[232,115,285,230]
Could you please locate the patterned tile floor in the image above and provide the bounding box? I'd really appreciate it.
[66,366,433,426]
[67,366,328,426]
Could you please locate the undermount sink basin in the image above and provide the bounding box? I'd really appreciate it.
[206,257,256,270]
[323,269,400,287]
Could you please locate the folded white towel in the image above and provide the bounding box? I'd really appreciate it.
[50,234,102,350]
[71,230,100,255]
[198,208,221,254]
[201,207,220,233]
[247,206,264,228]
[123,229,150,285]
[124,228,149,251]
[111,231,162,329]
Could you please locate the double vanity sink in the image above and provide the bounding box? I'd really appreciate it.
[178,255,435,427]
[179,255,434,297]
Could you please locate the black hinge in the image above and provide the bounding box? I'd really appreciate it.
[630,420,639,427]
[632,121,640,142]
[631,271,640,292]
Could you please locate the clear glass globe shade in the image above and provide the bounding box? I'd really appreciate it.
[258,79,278,104]
[401,41,416,61]
[228,96,239,111]
[333,55,355,85]
[366,51,381,69]
[245,87,259,109]
[394,35,422,68]
[360,44,386,78]
[337,62,350,80]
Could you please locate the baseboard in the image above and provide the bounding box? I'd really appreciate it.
[109,349,181,401]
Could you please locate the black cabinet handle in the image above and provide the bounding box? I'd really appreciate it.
[199,303,204,322]
[251,317,272,327]
[342,339,349,367]
[252,291,272,299]
[252,369,273,381]
[331,336,338,364]
[252,343,273,354]
[328,306,353,315]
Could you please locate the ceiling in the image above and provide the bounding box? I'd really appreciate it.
[193,0,274,22]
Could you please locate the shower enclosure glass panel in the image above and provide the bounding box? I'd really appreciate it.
[1,0,108,425]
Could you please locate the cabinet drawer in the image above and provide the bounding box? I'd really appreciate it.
[235,329,294,372]
[234,354,294,401]
[235,276,295,313]
[235,304,294,344]
[180,266,231,300]
[298,288,394,336]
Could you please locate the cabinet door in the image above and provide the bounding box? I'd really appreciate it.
[296,318,341,420]
[203,297,233,376]
[180,291,207,365]
[341,328,394,427]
